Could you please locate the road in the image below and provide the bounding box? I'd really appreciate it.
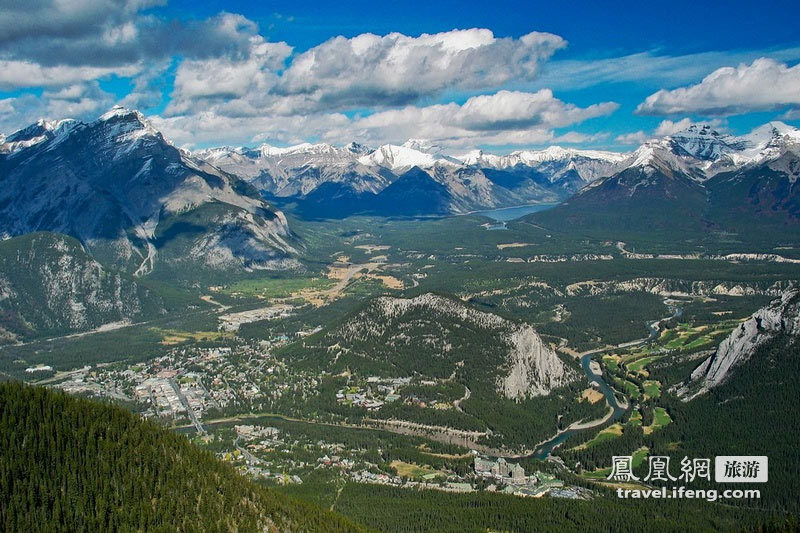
[453,385,471,413]
[234,435,263,465]
[169,378,206,435]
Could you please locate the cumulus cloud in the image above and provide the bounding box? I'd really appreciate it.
[653,118,698,136]
[0,3,268,82]
[0,82,114,133]
[0,0,164,46]
[117,60,172,110]
[0,4,295,130]
[0,4,619,151]
[452,90,617,130]
[614,131,649,145]
[0,60,139,90]
[345,90,617,146]
[150,111,352,147]
[152,89,616,148]
[164,28,569,118]
[636,58,800,116]
[274,29,566,109]
[166,39,292,115]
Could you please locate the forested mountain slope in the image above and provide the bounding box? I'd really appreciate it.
[0,382,363,532]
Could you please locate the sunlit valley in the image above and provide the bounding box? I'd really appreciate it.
[2,2,800,531]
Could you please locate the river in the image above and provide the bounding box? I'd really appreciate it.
[529,300,683,459]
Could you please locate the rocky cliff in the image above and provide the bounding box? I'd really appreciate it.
[680,288,800,399]
[0,233,165,342]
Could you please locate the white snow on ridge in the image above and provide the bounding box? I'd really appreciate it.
[358,143,462,170]
[728,121,800,165]
[458,146,626,168]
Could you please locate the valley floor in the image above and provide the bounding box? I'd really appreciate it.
[2,211,798,531]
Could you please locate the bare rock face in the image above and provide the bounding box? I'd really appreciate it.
[680,288,800,400]
[499,326,574,400]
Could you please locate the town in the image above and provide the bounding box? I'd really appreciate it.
[48,340,590,501]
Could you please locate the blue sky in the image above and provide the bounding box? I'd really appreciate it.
[1,0,800,151]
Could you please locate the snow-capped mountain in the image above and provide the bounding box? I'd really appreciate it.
[531,121,800,237]
[0,106,297,275]
[459,146,625,182]
[358,142,463,171]
[196,142,391,198]
[624,122,800,179]
[195,138,630,216]
[197,122,797,219]
[707,121,800,174]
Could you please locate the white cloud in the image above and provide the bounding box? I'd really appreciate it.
[165,28,570,119]
[151,89,616,149]
[0,9,628,151]
[275,29,566,109]
[0,7,264,85]
[653,118,697,136]
[151,111,351,147]
[453,90,618,130]
[614,131,649,145]
[0,82,114,133]
[166,38,292,115]
[0,60,140,90]
[117,60,171,110]
[345,90,617,146]
[637,58,800,116]
[0,0,164,46]
[534,47,800,91]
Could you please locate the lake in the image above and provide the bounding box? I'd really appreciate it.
[470,202,558,222]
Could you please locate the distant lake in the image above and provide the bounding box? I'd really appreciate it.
[470,202,559,222]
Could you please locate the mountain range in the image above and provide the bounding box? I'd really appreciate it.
[3,107,800,273]
[529,122,800,239]
[193,121,800,230]
[196,139,626,217]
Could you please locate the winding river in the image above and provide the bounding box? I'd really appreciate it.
[529,300,683,459]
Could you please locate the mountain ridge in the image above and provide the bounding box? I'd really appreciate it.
[0,106,298,276]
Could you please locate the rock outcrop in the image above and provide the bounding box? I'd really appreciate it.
[499,326,574,400]
[0,233,165,341]
[680,288,800,399]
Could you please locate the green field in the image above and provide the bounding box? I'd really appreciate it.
[644,407,672,435]
[570,423,623,451]
[222,276,335,299]
[626,355,660,376]
[582,446,649,479]
[643,380,661,399]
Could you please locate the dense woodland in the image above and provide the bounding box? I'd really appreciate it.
[329,482,793,532]
[0,382,362,532]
